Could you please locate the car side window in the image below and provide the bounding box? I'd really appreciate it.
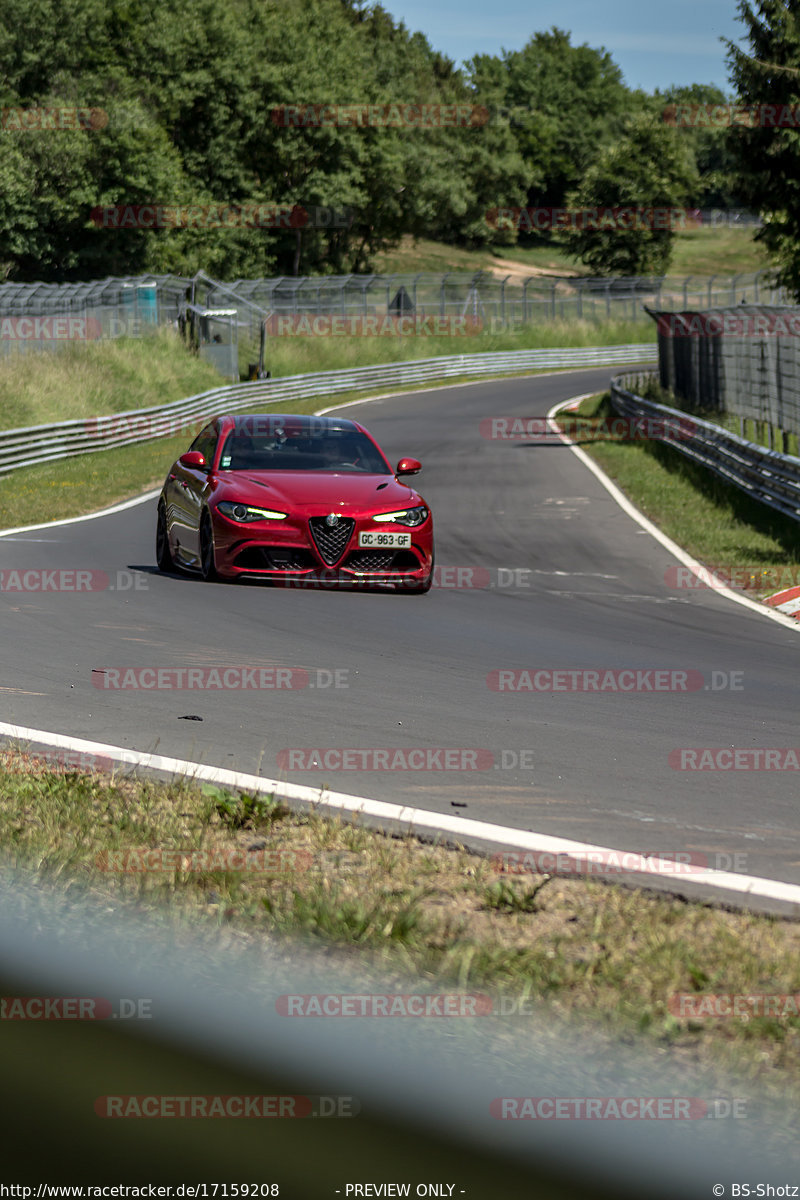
[189,425,219,471]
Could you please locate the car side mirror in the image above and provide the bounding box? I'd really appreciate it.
[396,457,421,476]
[179,451,207,469]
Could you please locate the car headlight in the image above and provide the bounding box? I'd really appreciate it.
[372,506,429,527]
[216,502,287,522]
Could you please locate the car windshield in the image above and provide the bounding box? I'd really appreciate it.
[218,427,391,473]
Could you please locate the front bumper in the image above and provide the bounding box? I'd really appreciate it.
[211,511,434,586]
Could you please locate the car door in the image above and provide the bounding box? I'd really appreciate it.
[172,424,219,565]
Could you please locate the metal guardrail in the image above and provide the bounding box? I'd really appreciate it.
[0,344,657,475]
[610,372,800,522]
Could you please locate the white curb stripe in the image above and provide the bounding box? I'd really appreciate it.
[0,489,161,539]
[547,396,800,634]
[2,722,799,908]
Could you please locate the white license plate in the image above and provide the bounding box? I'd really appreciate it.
[358,530,412,548]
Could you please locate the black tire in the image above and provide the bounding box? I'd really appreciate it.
[156,501,174,572]
[199,511,220,582]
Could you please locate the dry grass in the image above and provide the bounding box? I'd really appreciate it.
[556,394,800,599]
[2,745,800,1114]
[0,328,222,430]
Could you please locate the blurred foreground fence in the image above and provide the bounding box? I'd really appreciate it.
[2,858,795,1191]
[0,343,656,476]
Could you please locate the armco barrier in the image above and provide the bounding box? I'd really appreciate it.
[610,372,800,521]
[0,344,656,475]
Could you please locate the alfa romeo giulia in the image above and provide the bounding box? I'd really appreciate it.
[155,413,434,592]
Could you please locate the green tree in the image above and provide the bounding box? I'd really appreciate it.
[725,0,800,295]
[0,117,95,280]
[467,29,633,210]
[558,115,697,276]
[655,82,746,208]
[0,0,732,282]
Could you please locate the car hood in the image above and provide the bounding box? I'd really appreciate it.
[213,471,423,514]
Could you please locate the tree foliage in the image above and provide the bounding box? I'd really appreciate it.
[467,29,631,209]
[558,115,697,276]
[0,0,745,280]
[725,0,800,296]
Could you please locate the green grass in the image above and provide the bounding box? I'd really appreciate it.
[0,327,223,430]
[0,317,653,434]
[372,234,581,276]
[372,227,771,280]
[636,377,800,456]
[0,430,190,529]
[2,745,799,1116]
[665,225,771,277]
[0,390,335,529]
[557,392,800,596]
[3,366,644,530]
[262,316,653,378]
[0,322,656,529]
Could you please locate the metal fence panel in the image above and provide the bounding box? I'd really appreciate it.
[0,270,787,363]
[651,306,800,434]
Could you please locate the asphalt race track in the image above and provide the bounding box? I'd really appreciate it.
[2,366,799,886]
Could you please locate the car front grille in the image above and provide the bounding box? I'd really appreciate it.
[233,547,316,571]
[347,550,396,571]
[308,517,355,566]
[345,550,420,573]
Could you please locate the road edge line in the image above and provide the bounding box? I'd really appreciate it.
[3,720,799,913]
[547,396,800,634]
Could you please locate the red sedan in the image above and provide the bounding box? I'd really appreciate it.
[156,413,434,592]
